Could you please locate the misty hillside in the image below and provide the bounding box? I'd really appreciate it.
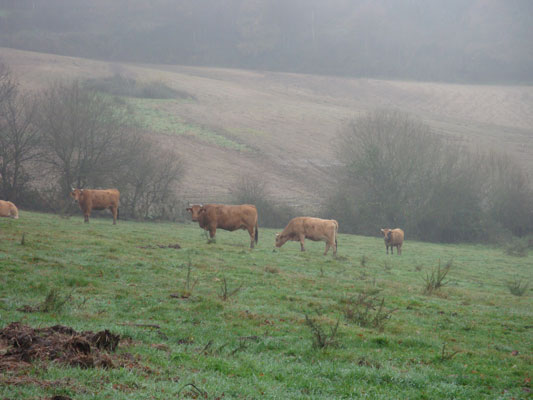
[1,0,532,84]
[4,47,532,210]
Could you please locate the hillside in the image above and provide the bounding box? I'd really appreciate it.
[3,47,533,208]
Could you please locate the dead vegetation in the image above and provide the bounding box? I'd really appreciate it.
[0,322,120,371]
[341,289,397,332]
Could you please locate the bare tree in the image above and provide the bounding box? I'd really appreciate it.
[37,81,130,199]
[116,137,185,220]
[0,62,40,202]
[331,110,485,242]
[0,90,40,202]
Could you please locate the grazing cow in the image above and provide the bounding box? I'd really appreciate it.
[380,228,404,255]
[0,200,19,219]
[70,188,120,224]
[186,204,259,248]
[275,217,338,256]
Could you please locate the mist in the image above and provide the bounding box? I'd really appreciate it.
[1,0,532,83]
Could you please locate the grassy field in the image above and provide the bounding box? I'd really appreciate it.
[0,211,531,399]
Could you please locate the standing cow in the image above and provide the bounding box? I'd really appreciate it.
[186,204,259,248]
[70,188,120,224]
[0,200,19,219]
[380,228,404,255]
[275,217,338,256]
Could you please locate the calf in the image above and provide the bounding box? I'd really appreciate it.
[186,204,259,248]
[275,217,338,256]
[380,228,404,255]
[70,188,120,224]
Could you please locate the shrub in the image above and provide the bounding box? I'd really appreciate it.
[423,259,453,295]
[507,277,529,296]
[341,289,397,332]
[84,74,194,100]
[304,312,340,349]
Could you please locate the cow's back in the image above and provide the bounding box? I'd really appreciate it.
[282,217,333,240]
[213,204,257,230]
[83,189,120,209]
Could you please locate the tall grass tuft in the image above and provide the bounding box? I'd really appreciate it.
[423,259,453,295]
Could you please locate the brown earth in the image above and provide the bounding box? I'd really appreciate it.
[0,322,120,370]
[3,47,532,210]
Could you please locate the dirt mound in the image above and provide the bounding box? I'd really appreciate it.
[0,322,120,370]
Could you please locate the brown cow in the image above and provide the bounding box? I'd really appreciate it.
[186,204,259,248]
[0,200,19,219]
[70,188,120,224]
[380,228,404,255]
[275,217,338,256]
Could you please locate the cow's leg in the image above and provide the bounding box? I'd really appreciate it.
[208,226,216,244]
[386,245,388,254]
[247,226,255,249]
[324,242,330,255]
[84,212,90,223]
[111,206,117,225]
[299,235,305,252]
[333,240,337,256]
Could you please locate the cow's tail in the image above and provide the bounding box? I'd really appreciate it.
[255,220,259,244]
[334,220,339,249]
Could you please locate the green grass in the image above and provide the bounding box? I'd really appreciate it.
[128,98,249,151]
[1,211,531,399]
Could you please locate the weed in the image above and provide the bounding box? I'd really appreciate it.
[172,258,198,298]
[383,260,392,272]
[219,277,243,301]
[423,259,453,295]
[360,255,368,267]
[264,265,280,274]
[507,277,529,296]
[437,343,460,362]
[342,290,397,332]
[40,288,74,313]
[304,312,340,349]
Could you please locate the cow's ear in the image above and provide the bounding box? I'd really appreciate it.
[186,207,192,212]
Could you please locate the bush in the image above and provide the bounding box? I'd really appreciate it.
[507,277,529,296]
[341,289,397,332]
[326,110,533,243]
[84,74,194,100]
[423,260,453,295]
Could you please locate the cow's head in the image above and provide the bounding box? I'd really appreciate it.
[380,228,392,242]
[275,233,288,248]
[186,204,203,221]
[10,203,18,219]
[70,188,83,202]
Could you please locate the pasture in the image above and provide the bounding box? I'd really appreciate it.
[0,212,531,399]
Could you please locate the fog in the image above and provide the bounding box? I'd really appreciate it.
[1,0,532,83]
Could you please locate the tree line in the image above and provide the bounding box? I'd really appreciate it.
[1,60,531,242]
[0,62,184,220]
[1,0,532,84]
